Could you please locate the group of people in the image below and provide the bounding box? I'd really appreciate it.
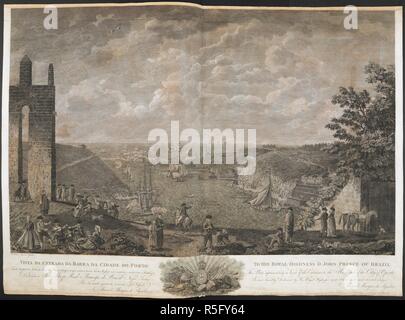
[56,184,76,203]
[148,212,164,250]
[73,194,119,219]
[15,214,105,252]
[175,202,216,252]
[268,206,338,250]
[147,202,225,254]
[317,206,337,238]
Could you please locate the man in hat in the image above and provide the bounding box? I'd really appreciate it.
[177,202,191,227]
[202,215,214,251]
[284,207,295,244]
[317,207,328,238]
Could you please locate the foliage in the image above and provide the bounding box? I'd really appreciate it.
[319,173,348,202]
[325,63,395,181]
[296,211,315,231]
[297,197,322,230]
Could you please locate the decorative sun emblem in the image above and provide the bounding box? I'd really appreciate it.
[160,256,243,297]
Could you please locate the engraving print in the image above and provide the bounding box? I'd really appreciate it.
[8,5,396,258]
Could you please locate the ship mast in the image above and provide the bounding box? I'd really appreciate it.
[268,167,272,209]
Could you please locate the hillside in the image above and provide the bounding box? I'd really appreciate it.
[55,144,128,195]
[255,147,337,181]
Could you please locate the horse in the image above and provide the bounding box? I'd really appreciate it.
[339,210,378,233]
[339,213,359,232]
[175,210,193,232]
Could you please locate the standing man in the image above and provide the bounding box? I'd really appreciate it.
[35,216,51,250]
[284,207,295,244]
[69,184,76,203]
[21,180,29,201]
[148,220,157,250]
[56,184,62,201]
[318,207,328,238]
[155,212,164,250]
[61,184,67,202]
[327,207,337,238]
[39,190,50,216]
[202,215,214,252]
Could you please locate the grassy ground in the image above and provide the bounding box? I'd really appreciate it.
[9,201,394,256]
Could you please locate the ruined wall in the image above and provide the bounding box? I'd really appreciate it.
[331,177,395,231]
[9,56,56,201]
[331,177,361,223]
[362,180,395,231]
[9,98,22,187]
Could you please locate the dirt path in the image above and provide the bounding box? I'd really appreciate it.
[164,229,203,256]
[56,155,96,173]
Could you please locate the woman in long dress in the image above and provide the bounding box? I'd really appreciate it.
[17,215,41,251]
[327,207,337,238]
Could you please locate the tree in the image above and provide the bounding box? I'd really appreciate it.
[325,63,395,181]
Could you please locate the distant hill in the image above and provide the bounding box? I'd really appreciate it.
[255,146,337,181]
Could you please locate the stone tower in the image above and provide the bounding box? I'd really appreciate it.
[9,55,56,201]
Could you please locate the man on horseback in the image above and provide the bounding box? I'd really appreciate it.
[176,202,192,232]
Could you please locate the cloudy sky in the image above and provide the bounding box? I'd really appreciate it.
[9,5,396,145]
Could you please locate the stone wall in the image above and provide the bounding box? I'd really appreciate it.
[331,177,361,230]
[9,56,56,201]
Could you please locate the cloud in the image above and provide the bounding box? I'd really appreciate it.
[9,6,395,144]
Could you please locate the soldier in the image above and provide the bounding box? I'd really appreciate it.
[284,207,294,244]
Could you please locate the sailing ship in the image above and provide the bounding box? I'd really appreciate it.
[117,157,157,215]
[136,158,155,213]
